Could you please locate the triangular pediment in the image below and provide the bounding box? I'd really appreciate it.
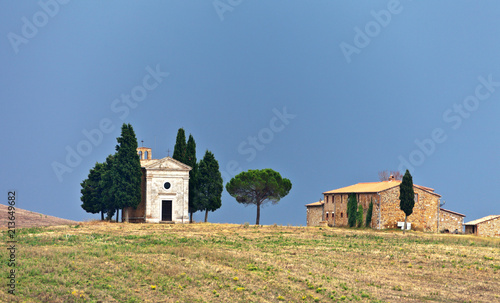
[143,157,192,171]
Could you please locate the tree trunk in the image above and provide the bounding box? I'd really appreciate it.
[190,212,193,223]
[256,203,261,225]
[101,211,104,221]
[116,209,119,222]
[403,215,407,235]
[205,210,208,223]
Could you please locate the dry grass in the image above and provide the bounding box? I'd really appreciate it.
[1,222,499,302]
[0,204,77,229]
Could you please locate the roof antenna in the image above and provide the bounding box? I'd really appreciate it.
[141,140,144,147]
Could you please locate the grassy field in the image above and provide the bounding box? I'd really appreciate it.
[1,222,500,303]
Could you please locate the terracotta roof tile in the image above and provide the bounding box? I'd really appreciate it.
[323,180,440,196]
[305,200,324,207]
[323,181,400,194]
[465,215,500,226]
[440,208,466,217]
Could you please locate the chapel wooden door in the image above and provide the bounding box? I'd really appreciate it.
[162,200,172,221]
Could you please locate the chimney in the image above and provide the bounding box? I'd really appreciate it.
[389,174,395,181]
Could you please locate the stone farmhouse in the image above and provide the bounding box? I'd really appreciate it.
[464,215,500,237]
[438,208,466,233]
[306,176,465,232]
[122,147,191,224]
[305,200,324,227]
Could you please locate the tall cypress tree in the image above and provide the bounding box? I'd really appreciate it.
[100,154,117,220]
[197,150,223,222]
[365,199,374,228]
[103,124,142,222]
[172,128,187,163]
[356,204,364,227]
[347,193,358,227]
[399,169,415,234]
[186,134,200,222]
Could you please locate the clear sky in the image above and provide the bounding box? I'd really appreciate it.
[2,1,500,226]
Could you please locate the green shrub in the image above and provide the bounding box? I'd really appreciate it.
[356,204,364,227]
[366,200,373,227]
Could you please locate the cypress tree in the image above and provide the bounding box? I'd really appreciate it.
[356,204,364,227]
[102,124,142,222]
[197,150,223,222]
[173,128,187,164]
[366,199,374,228]
[399,169,415,234]
[186,134,200,222]
[347,193,358,227]
[100,154,117,220]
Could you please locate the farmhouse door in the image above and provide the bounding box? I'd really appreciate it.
[162,200,172,221]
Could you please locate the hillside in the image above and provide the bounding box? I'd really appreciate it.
[1,223,499,302]
[0,204,77,228]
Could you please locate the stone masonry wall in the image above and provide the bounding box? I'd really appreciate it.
[323,194,335,226]
[324,193,379,227]
[331,194,349,226]
[379,186,440,232]
[306,205,324,227]
[324,186,440,231]
[356,193,379,228]
[411,187,440,232]
[477,217,500,237]
[124,168,147,223]
[438,210,464,233]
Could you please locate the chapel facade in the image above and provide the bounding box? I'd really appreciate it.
[122,147,191,223]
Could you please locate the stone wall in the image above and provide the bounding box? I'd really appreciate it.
[324,193,379,228]
[306,205,324,227]
[379,186,440,232]
[356,193,379,228]
[411,187,440,232]
[123,168,147,223]
[145,169,189,224]
[477,217,500,237]
[378,187,402,229]
[322,185,441,231]
[323,194,348,227]
[438,209,464,233]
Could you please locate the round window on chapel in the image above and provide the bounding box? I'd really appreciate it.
[164,182,171,190]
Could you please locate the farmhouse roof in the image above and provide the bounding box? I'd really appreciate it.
[464,215,500,226]
[440,208,466,217]
[305,200,324,207]
[323,180,440,197]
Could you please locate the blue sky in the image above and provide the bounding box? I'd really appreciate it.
[2,0,500,226]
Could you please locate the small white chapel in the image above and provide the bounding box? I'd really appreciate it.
[122,147,191,223]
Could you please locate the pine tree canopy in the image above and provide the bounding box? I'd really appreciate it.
[226,169,291,225]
